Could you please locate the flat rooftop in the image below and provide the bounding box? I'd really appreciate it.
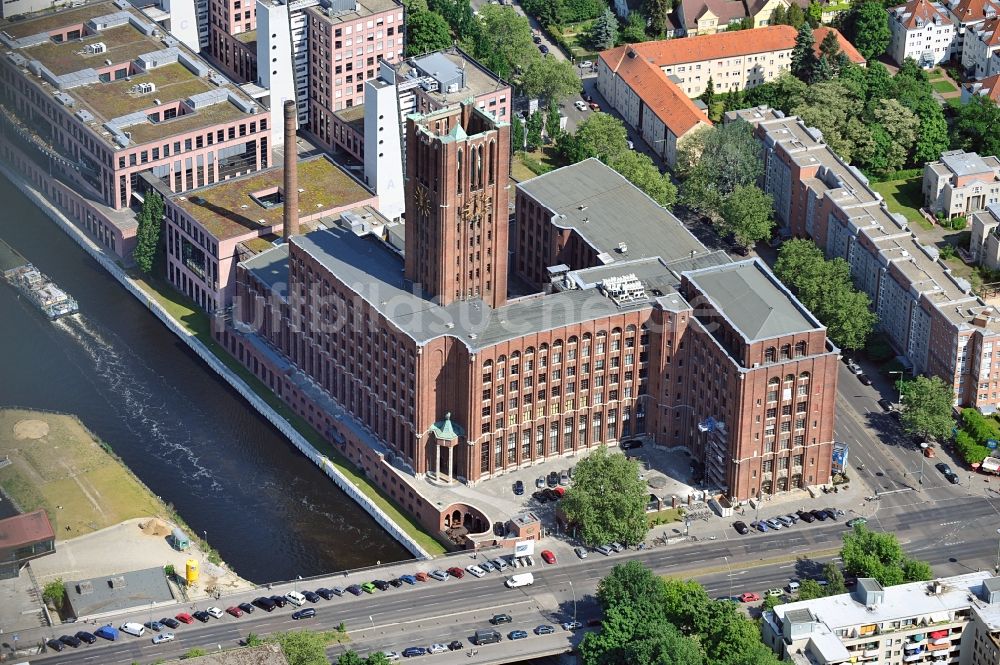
[333,103,366,133]
[394,47,508,107]
[0,509,54,549]
[940,149,994,177]
[684,259,822,341]
[517,158,711,265]
[65,565,174,616]
[0,1,261,148]
[310,0,401,25]
[172,156,371,241]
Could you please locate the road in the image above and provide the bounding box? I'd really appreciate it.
[27,490,1000,665]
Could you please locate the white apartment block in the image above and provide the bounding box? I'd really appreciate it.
[924,150,1000,219]
[965,17,1000,78]
[889,0,959,67]
[763,573,1000,665]
[943,0,1000,73]
[969,204,1000,269]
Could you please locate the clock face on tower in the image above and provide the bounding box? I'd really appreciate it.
[461,191,491,223]
[414,184,431,218]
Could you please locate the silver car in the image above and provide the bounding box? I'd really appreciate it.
[492,557,509,572]
[596,545,613,556]
[428,569,450,581]
[574,546,588,559]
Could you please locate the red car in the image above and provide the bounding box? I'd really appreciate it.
[739,592,762,603]
[447,566,465,579]
[588,101,601,111]
[415,572,430,582]
[226,606,243,618]
[175,613,194,624]
[541,550,556,564]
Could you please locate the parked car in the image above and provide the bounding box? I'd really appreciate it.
[193,611,211,623]
[535,476,545,488]
[304,591,320,602]
[346,584,363,595]
[946,472,960,484]
[270,595,288,608]
[858,374,872,386]
[547,471,559,487]
[237,603,255,615]
[533,34,542,43]
[226,606,243,618]
[429,570,450,581]
[765,518,783,530]
[924,446,936,458]
[176,612,195,624]
[739,592,762,603]
[877,398,894,412]
[152,632,175,645]
[429,643,447,654]
[59,634,82,648]
[620,438,643,450]
[574,100,588,111]
[480,561,497,573]
[509,630,529,640]
[414,572,430,582]
[846,360,862,375]
[776,515,794,527]
[538,44,549,54]
[361,582,378,593]
[143,621,162,632]
[766,588,783,597]
[536,624,556,635]
[399,574,418,584]
[490,613,513,625]
[541,550,556,564]
[292,608,316,620]
[388,579,403,588]
[513,480,525,495]
[784,513,799,524]
[733,520,750,535]
[579,60,593,68]
[402,646,428,657]
[382,652,401,661]
[158,618,180,629]
[206,607,224,619]
[753,520,769,532]
[562,621,583,630]
[75,631,97,644]
[610,542,625,552]
[588,101,601,111]
[448,640,464,650]
[811,509,829,521]
[447,566,465,579]
[846,517,868,527]
[315,587,335,600]
[492,558,509,571]
[47,639,66,652]
[466,564,486,578]
[796,510,816,523]
[596,544,613,555]
[559,470,570,486]
[574,546,589,559]
[787,580,801,592]
[824,508,843,519]
[936,462,953,475]
[331,586,346,596]
[373,580,390,591]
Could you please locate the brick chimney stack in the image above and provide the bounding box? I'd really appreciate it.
[282,99,299,240]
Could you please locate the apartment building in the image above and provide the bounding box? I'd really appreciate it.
[0,1,270,258]
[740,105,1000,412]
[924,150,1000,219]
[969,204,1000,269]
[764,573,1000,665]
[943,0,1000,72]
[676,0,810,35]
[889,0,958,67]
[965,16,1000,78]
[963,72,1000,101]
[597,26,864,168]
[206,0,256,82]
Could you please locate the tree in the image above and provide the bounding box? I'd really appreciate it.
[132,190,163,274]
[401,0,428,12]
[511,114,526,151]
[819,29,843,76]
[807,1,823,26]
[185,649,208,658]
[587,7,619,50]
[405,10,452,56]
[574,112,630,162]
[561,447,649,547]
[545,100,563,141]
[848,2,891,60]
[365,653,393,665]
[597,560,668,613]
[791,24,819,83]
[952,96,1000,158]
[525,110,544,151]
[770,4,787,25]
[521,57,581,105]
[429,0,474,37]
[743,72,807,113]
[699,77,716,112]
[898,376,954,441]
[42,579,65,610]
[608,149,678,207]
[718,184,774,249]
[337,653,365,665]
[822,563,848,596]
[468,5,538,80]
[786,1,806,27]
[622,12,648,42]
[797,579,826,600]
[841,524,933,586]
[245,633,264,647]
[271,630,332,665]
[678,120,762,216]
[911,96,949,164]
[867,99,918,175]
[642,0,672,36]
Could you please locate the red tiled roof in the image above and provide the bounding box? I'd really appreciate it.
[950,0,1000,23]
[968,73,1000,100]
[813,27,867,64]
[892,0,948,28]
[0,510,54,550]
[978,16,1000,45]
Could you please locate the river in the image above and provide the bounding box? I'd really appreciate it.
[0,173,409,583]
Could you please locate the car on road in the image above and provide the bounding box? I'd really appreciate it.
[466,564,486,578]
[362,582,378,593]
[811,509,829,521]
[226,606,243,618]
[491,613,513,625]
[176,612,195,623]
[766,588,783,597]
[946,472,960,484]
[509,630,529,640]
[752,520,769,532]
[846,360,862,375]
[824,508,843,519]
[237,603,255,615]
[448,640,464,650]
[574,100,588,112]
[402,646,428,657]
[75,631,97,644]
[574,546,589,559]
[796,510,816,523]
[562,621,583,631]
[315,588,335,600]
[159,617,181,629]
[304,590,321,602]
[588,101,601,111]
[936,462,953,475]
[877,398,894,412]
[620,438,643,450]
[547,471,559,487]
[541,550,556,564]
[373,580,390,591]
[513,480,525,495]
[292,608,316,620]
[533,35,542,43]
[739,592,762,603]
[193,611,211,623]
[538,44,549,54]
[536,624,556,635]
[858,374,872,386]
[733,520,750,535]
[447,566,465,579]
[152,632,175,645]
[429,643,448,654]
[346,584,363,595]
[924,445,936,458]
[59,634,82,648]
[47,639,66,652]
[206,607,224,619]
[143,621,162,632]
[846,517,868,527]
[429,569,450,582]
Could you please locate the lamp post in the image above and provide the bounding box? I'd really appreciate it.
[723,556,733,600]
[888,371,904,404]
[994,529,1000,574]
[569,580,577,622]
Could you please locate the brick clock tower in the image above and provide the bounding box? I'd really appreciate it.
[404,102,510,309]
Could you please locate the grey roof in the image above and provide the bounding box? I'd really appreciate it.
[277,224,665,350]
[858,577,884,593]
[941,150,992,177]
[683,259,823,342]
[516,159,710,266]
[784,608,815,624]
[242,244,288,290]
[983,577,1000,594]
[65,566,173,617]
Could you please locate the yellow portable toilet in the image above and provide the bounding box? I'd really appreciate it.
[185,559,199,586]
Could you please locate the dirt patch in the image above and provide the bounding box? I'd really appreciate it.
[139,517,171,537]
[12,419,49,440]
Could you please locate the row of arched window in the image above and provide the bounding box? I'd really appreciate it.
[763,341,808,363]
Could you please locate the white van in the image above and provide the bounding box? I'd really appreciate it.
[285,591,306,606]
[505,573,534,588]
[120,622,145,637]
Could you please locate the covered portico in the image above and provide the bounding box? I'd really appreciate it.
[428,413,465,485]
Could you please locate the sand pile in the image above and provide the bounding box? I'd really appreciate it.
[139,517,171,537]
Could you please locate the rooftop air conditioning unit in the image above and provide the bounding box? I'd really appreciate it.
[85,42,107,54]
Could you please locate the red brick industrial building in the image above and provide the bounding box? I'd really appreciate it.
[223,102,838,536]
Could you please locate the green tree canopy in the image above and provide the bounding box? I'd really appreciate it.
[526,110,544,151]
[642,0,673,36]
[622,12,648,42]
[405,10,452,56]
[841,524,933,586]
[791,24,819,82]
[898,376,955,442]
[608,149,678,207]
[587,7,619,50]
[718,184,775,249]
[678,120,763,216]
[132,190,164,274]
[337,653,364,665]
[952,96,1000,158]
[796,579,826,600]
[574,112,631,162]
[467,5,538,80]
[521,56,582,104]
[561,447,649,546]
[428,0,474,37]
[847,2,891,60]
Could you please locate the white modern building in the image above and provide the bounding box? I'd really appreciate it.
[965,16,1000,79]
[924,150,1000,219]
[969,203,1000,269]
[888,0,958,67]
[763,573,1000,665]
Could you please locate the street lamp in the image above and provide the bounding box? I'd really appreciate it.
[569,580,577,622]
[888,371,904,404]
[723,556,733,600]
[994,529,1000,574]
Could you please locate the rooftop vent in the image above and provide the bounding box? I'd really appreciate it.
[108,576,127,589]
[617,242,628,253]
[76,580,93,595]
[85,42,107,54]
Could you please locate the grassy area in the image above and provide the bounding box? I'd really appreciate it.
[647,507,685,526]
[932,79,958,94]
[130,273,447,556]
[553,20,597,60]
[870,177,933,230]
[512,146,566,180]
[0,409,165,537]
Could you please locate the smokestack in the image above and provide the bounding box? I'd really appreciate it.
[283,99,299,239]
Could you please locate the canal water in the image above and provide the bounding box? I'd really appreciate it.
[0,174,409,582]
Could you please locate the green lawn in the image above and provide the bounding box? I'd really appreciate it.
[932,79,958,94]
[870,177,933,231]
[131,273,447,557]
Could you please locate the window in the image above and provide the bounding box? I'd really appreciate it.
[765,347,776,363]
